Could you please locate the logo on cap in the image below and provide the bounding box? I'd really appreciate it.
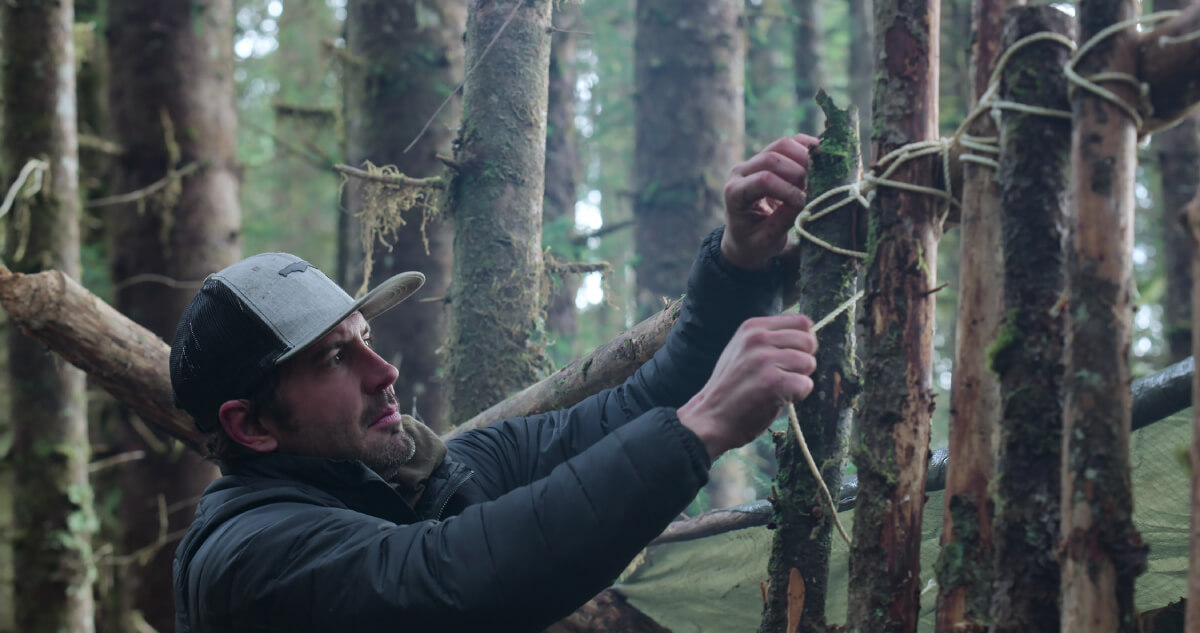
[278,261,314,277]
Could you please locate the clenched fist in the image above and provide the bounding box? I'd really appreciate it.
[677,313,818,462]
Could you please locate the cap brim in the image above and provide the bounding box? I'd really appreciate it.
[274,271,425,364]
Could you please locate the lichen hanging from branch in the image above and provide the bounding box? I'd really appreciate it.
[335,161,445,297]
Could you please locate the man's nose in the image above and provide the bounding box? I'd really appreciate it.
[364,345,400,392]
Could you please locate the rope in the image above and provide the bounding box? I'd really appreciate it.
[780,9,1197,549]
[784,290,864,549]
[1063,11,1181,133]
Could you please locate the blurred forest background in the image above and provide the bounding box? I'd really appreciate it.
[0,0,1194,631]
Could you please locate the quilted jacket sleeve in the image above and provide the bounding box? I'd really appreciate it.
[447,226,783,496]
[182,410,711,633]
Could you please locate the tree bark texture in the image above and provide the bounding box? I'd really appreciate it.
[759,93,861,633]
[0,270,202,448]
[845,0,940,628]
[633,0,744,318]
[2,1,95,630]
[106,0,239,627]
[932,0,1012,627]
[446,0,553,423]
[792,0,825,132]
[343,0,465,432]
[544,0,582,344]
[987,8,1073,633]
[848,0,874,164]
[1060,0,1149,631]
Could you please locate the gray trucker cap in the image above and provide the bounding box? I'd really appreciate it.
[168,253,424,430]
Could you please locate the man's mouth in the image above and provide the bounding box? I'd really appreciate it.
[370,404,402,429]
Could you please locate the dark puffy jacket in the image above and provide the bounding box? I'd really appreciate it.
[173,229,782,633]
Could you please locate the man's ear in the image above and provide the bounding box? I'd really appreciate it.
[219,400,279,453]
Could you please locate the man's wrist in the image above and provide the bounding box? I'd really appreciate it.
[676,397,725,463]
[719,230,771,271]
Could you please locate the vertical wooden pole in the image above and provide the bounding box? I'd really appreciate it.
[1061,0,1148,631]
[846,0,940,626]
[933,0,1012,624]
[990,7,1074,633]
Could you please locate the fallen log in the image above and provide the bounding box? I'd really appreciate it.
[0,267,202,450]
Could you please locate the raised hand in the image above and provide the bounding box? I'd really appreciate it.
[676,313,818,462]
[721,133,820,270]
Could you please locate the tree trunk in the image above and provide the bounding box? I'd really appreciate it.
[988,8,1073,633]
[1153,0,1198,366]
[1060,0,1148,630]
[632,0,743,318]
[845,0,940,627]
[848,0,874,164]
[1187,188,1200,633]
[932,0,1012,626]
[759,93,861,633]
[745,1,796,155]
[1153,0,1199,366]
[1160,115,1198,364]
[106,0,239,628]
[343,0,464,431]
[2,1,95,631]
[545,0,582,346]
[792,0,825,132]
[445,0,553,423]
[261,0,339,265]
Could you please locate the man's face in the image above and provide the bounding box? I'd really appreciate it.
[262,312,416,480]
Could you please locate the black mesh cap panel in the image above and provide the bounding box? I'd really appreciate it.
[169,278,287,431]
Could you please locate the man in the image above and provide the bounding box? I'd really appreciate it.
[170,134,820,632]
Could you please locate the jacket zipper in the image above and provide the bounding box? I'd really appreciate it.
[435,469,475,520]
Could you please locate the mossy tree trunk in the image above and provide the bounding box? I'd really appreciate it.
[932,0,1012,627]
[845,0,940,627]
[1060,0,1148,630]
[2,1,95,631]
[632,0,743,318]
[989,8,1073,633]
[759,93,862,633]
[545,0,582,345]
[106,0,239,628]
[848,0,874,163]
[343,0,464,432]
[446,0,553,423]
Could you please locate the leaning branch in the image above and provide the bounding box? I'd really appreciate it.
[333,164,447,188]
[445,299,686,439]
[84,162,202,208]
[0,268,202,450]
